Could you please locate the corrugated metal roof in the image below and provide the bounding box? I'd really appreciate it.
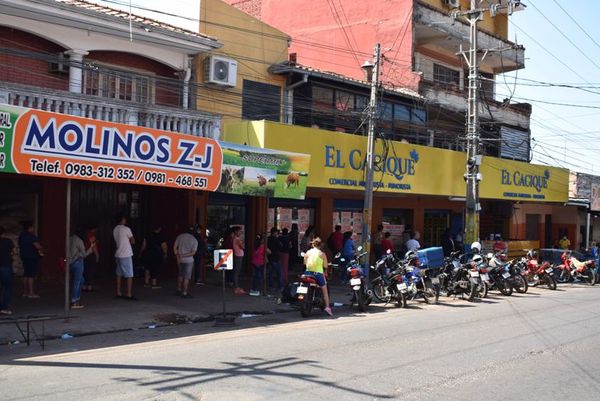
[270,62,423,100]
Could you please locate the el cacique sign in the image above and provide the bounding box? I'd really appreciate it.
[0,105,310,199]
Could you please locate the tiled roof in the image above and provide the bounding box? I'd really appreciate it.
[271,62,422,100]
[52,0,217,43]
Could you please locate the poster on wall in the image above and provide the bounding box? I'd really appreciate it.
[332,212,341,229]
[278,208,292,230]
[298,209,310,232]
[0,104,311,199]
[352,212,362,233]
[341,212,352,232]
[267,208,275,231]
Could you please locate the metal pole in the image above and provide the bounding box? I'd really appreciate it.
[586,211,591,250]
[464,0,482,245]
[64,179,71,315]
[361,43,381,260]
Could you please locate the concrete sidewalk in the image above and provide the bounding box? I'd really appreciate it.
[0,270,352,346]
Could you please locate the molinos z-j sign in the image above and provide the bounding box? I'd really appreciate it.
[0,105,222,191]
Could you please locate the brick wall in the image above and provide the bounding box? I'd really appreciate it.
[229,0,262,18]
[0,27,69,91]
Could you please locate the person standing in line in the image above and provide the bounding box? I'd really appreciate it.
[113,213,136,300]
[373,224,384,260]
[68,227,95,309]
[222,227,235,287]
[289,223,299,266]
[232,226,246,295]
[341,231,355,284]
[267,227,282,292]
[174,226,198,298]
[141,225,167,289]
[18,221,43,298]
[0,226,15,315]
[193,225,208,285]
[279,228,291,287]
[300,225,315,254]
[82,224,99,292]
[441,229,456,257]
[327,225,344,256]
[405,231,421,252]
[249,234,268,297]
[559,235,571,250]
[381,232,394,255]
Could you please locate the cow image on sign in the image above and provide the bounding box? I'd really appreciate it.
[214,249,233,270]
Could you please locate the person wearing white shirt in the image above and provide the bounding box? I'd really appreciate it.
[405,231,421,252]
[113,213,136,300]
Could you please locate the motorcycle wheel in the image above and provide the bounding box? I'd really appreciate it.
[556,269,571,284]
[299,288,314,317]
[422,283,439,305]
[584,269,596,286]
[525,274,538,287]
[500,280,513,296]
[478,281,488,298]
[463,281,477,302]
[396,291,407,308]
[372,281,391,303]
[544,274,557,290]
[514,274,528,294]
[356,290,367,312]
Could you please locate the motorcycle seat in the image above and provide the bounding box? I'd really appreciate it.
[570,258,587,269]
[300,275,318,285]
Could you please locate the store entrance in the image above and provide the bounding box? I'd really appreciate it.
[382,208,413,250]
[207,195,248,252]
[424,210,450,248]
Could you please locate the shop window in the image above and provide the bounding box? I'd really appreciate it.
[335,90,355,112]
[393,104,410,123]
[433,63,460,88]
[312,86,334,111]
[382,208,413,250]
[83,66,154,104]
[242,80,281,121]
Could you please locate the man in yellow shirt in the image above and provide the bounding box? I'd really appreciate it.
[559,235,571,250]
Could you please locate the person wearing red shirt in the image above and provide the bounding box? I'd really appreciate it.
[381,232,394,255]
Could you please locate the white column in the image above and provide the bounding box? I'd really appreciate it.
[65,49,89,94]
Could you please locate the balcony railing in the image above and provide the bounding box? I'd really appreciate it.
[0,82,221,138]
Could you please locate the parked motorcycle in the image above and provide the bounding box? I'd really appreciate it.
[517,250,556,290]
[402,251,439,305]
[555,251,597,285]
[371,252,408,308]
[483,252,513,296]
[507,258,528,294]
[437,251,479,301]
[342,247,373,312]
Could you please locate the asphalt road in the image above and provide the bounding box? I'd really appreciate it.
[1,284,599,401]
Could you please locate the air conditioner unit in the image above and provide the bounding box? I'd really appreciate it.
[204,55,237,87]
[48,53,69,74]
[445,0,460,8]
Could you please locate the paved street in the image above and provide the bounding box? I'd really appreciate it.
[1,285,599,401]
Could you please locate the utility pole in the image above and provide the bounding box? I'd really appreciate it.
[361,43,381,258]
[454,0,524,245]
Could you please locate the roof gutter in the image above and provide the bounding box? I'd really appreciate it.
[284,73,309,124]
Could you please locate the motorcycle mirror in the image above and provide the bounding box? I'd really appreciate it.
[357,246,363,251]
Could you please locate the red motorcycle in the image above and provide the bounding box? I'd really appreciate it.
[518,250,556,290]
[555,251,596,285]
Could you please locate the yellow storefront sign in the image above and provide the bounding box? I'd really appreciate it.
[224,121,569,203]
[480,156,569,203]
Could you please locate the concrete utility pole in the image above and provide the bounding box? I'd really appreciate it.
[361,43,381,257]
[454,0,524,245]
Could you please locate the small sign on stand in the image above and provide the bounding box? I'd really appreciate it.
[213,249,236,326]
